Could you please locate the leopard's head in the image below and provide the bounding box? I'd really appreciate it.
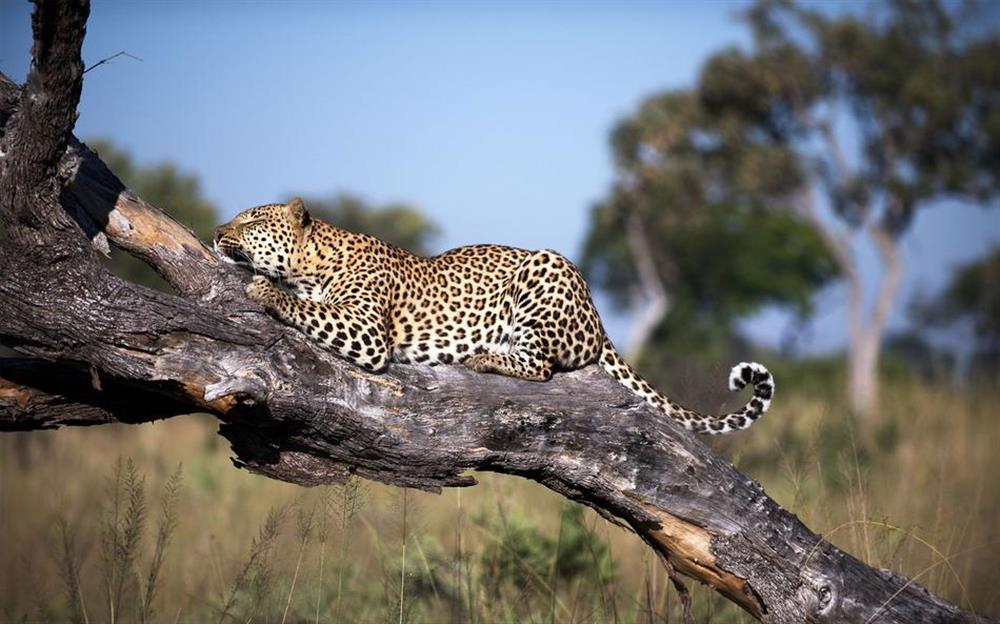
[213,197,311,278]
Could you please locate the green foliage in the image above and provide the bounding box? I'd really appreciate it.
[916,247,1000,374]
[583,104,838,368]
[301,194,440,256]
[87,140,220,290]
[742,0,999,232]
[919,247,1000,338]
[880,330,956,382]
[551,505,615,586]
[477,503,614,601]
[478,509,552,596]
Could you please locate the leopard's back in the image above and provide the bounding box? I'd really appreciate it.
[216,198,776,435]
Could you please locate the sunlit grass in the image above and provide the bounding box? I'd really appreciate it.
[1,379,997,621]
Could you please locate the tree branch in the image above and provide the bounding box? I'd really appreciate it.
[0,1,88,231]
[0,358,192,429]
[816,116,853,189]
[864,216,904,343]
[793,186,864,352]
[0,3,991,622]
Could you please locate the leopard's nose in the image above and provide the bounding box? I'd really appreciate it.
[213,228,224,245]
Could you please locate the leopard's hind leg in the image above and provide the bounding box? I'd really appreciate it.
[463,250,601,382]
[463,334,554,381]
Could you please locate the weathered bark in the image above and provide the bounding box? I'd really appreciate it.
[0,3,992,622]
[0,358,194,429]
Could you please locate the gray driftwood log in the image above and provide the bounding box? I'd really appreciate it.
[0,3,991,622]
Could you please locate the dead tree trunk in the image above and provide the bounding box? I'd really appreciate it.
[0,3,991,623]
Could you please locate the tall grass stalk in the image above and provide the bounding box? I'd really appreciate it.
[398,487,409,624]
[55,515,89,624]
[138,463,183,624]
[314,502,330,624]
[849,429,873,563]
[100,458,146,624]
[547,506,566,624]
[602,524,621,624]
[451,488,468,624]
[412,532,441,603]
[247,505,288,623]
[217,504,288,624]
[482,496,571,618]
[331,477,366,619]
[642,553,655,624]
[311,478,367,623]
[210,535,228,612]
[338,478,366,610]
[582,513,617,623]
[281,504,315,624]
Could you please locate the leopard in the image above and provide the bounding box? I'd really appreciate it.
[214,197,775,434]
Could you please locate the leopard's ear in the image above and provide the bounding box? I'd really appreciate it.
[286,197,311,227]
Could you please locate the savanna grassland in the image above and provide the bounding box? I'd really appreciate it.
[1,378,998,623]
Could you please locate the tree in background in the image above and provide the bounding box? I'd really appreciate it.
[88,139,219,290]
[299,194,439,256]
[584,0,998,417]
[580,69,839,401]
[916,247,1000,377]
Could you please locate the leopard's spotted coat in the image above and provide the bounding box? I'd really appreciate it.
[214,198,775,434]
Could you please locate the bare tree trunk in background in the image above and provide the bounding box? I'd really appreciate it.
[847,220,904,416]
[0,3,991,622]
[843,253,870,416]
[623,210,670,361]
[809,120,905,419]
[827,216,904,419]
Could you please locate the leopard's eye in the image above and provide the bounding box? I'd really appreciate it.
[242,219,270,230]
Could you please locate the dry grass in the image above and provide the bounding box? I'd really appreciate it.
[1,380,997,622]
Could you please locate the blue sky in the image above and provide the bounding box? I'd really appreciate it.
[1,1,996,355]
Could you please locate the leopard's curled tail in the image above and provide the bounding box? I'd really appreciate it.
[598,336,774,435]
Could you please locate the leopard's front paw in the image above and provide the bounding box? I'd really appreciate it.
[245,275,280,307]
